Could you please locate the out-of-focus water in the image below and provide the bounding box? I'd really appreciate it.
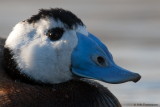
[1,0,160,105]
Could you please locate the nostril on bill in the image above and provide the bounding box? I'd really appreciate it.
[97,56,105,65]
[92,55,108,67]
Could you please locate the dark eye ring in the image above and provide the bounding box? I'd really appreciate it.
[46,27,64,41]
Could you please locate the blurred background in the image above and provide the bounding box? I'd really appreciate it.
[0,0,160,106]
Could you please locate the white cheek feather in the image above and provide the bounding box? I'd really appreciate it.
[5,18,80,84]
[5,22,36,50]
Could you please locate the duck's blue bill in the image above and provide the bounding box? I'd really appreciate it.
[71,32,141,84]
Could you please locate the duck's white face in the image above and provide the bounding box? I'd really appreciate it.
[5,9,141,84]
[5,17,88,83]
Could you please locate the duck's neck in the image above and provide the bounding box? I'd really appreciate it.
[50,79,122,107]
[3,47,47,85]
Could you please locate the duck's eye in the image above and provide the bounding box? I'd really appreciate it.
[46,28,64,41]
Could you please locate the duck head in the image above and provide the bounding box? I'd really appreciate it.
[4,8,141,84]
